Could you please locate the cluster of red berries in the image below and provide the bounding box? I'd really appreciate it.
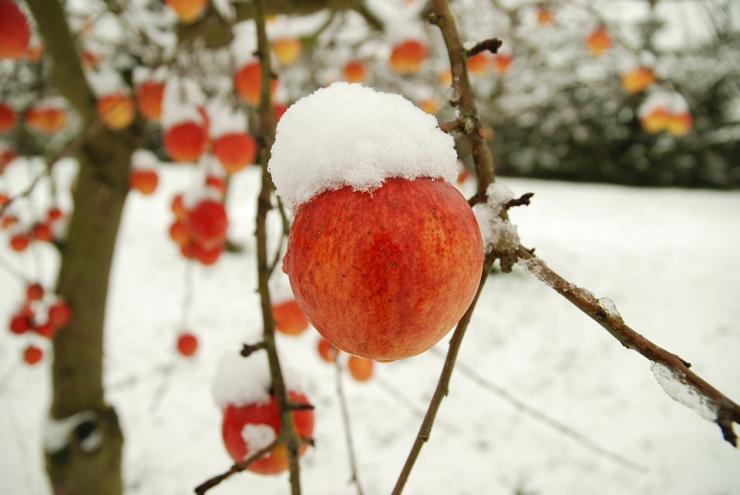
[3,206,64,252]
[8,282,72,365]
[168,192,228,266]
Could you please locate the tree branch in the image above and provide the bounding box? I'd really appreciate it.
[335,362,365,495]
[392,0,501,491]
[515,245,740,447]
[253,1,304,493]
[193,441,279,494]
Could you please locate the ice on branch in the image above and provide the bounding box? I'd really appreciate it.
[211,351,301,410]
[241,424,277,454]
[268,82,457,211]
[44,410,97,453]
[651,362,718,421]
[598,297,622,320]
[474,182,520,253]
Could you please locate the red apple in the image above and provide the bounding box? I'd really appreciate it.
[164,121,207,162]
[34,321,56,339]
[213,132,257,173]
[317,338,338,363]
[130,169,159,195]
[0,0,31,60]
[222,391,314,474]
[586,28,611,57]
[166,0,207,24]
[284,177,483,361]
[48,301,72,329]
[23,345,43,365]
[47,207,63,222]
[0,103,16,132]
[9,312,32,334]
[193,242,222,266]
[272,300,309,336]
[32,222,53,242]
[235,61,277,106]
[97,94,135,130]
[272,38,302,66]
[640,107,670,134]
[347,355,373,382]
[137,81,165,121]
[26,282,44,301]
[621,67,655,95]
[343,60,367,83]
[176,332,198,357]
[187,199,227,248]
[10,232,29,252]
[466,52,489,75]
[389,39,428,75]
[493,54,513,75]
[26,107,66,134]
[169,220,189,246]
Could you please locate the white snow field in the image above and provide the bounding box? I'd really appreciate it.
[1,167,739,495]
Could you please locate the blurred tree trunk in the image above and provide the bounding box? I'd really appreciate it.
[24,1,137,493]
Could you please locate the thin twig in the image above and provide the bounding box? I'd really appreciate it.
[429,348,648,472]
[193,441,279,494]
[466,37,503,57]
[391,0,500,491]
[253,1,304,493]
[515,245,740,447]
[335,361,365,495]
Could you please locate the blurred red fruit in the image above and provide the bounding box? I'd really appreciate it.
[23,345,43,365]
[164,121,207,162]
[136,81,165,121]
[317,338,338,363]
[176,332,198,357]
[347,355,373,382]
[235,61,277,106]
[187,200,227,248]
[0,103,16,132]
[32,222,53,242]
[272,300,309,336]
[193,243,223,266]
[48,301,72,328]
[0,0,31,60]
[10,233,29,251]
[9,313,32,334]
[213,133,257,173]
[343,60,367,83]
[389,39,428,75]
[130,169,159,195]
[26,282,44,301]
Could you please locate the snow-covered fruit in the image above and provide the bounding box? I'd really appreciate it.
[0,0,31,60]
[272,300,309,336]
[221,391,314,474]
[270,84,483,361]
[285,178,483,361]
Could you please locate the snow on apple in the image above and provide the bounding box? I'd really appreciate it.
[270,82,482,361]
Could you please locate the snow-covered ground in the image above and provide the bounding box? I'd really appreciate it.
[1,168,739,495]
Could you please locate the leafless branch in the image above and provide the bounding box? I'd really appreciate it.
[335,361,365,495]
[193,441,279,494]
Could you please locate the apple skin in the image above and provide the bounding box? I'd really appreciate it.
[284,177,483,361]
[222,391,314,475]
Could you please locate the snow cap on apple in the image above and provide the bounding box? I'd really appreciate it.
[269,82,484,362]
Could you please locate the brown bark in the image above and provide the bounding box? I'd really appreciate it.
[24,1,140,493]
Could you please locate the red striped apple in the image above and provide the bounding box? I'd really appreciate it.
[284,177,483,361]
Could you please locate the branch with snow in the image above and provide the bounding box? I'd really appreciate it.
[515,246,740,447]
